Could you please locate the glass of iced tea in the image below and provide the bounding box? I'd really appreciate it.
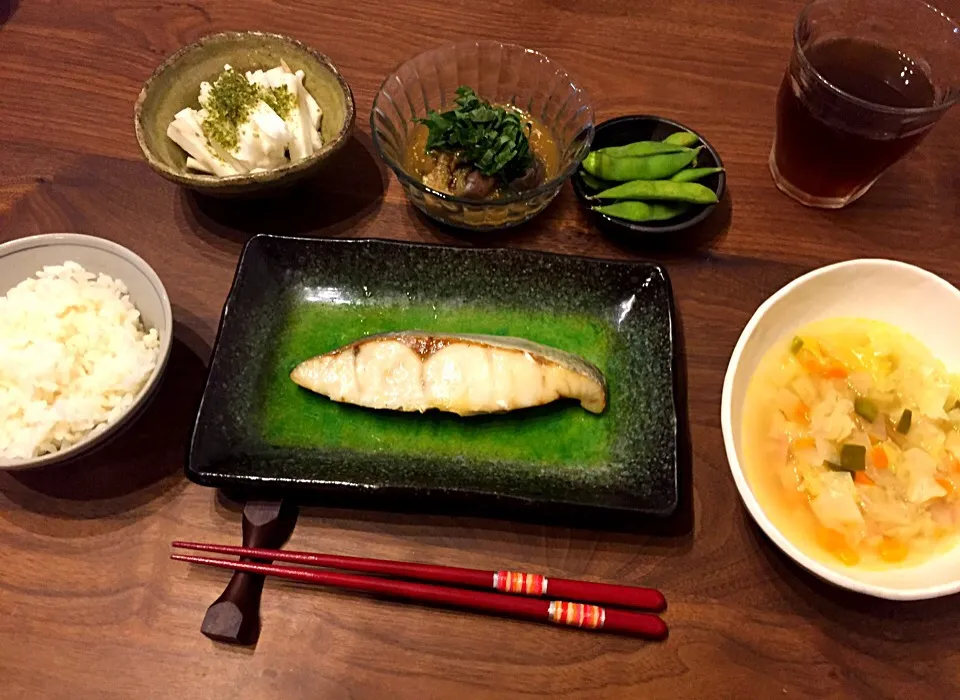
[771,0,960,208]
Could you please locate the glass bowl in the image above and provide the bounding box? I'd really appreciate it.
[371,41,594,231]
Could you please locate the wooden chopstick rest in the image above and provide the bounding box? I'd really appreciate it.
[200,500,299,645]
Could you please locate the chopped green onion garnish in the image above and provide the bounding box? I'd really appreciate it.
[840,444,867,472]
[896,409,912,434]
[854,397,879,423]
[790,336,804,354]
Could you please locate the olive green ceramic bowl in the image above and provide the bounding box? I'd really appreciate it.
[135,32,355,196]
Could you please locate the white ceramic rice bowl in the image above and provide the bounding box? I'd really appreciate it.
[0,233,173,470]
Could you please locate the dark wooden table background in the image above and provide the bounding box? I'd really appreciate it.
[3,0,960,697]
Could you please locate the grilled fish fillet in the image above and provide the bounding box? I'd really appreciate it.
[290,331,607,416]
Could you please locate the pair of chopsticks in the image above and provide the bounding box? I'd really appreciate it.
[172,541,668,639]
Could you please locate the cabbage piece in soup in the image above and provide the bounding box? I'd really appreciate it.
[742,318,960,569]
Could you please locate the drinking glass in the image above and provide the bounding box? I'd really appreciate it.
[770,0,960,208]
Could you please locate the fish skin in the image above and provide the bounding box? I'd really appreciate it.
[290,331,607,415]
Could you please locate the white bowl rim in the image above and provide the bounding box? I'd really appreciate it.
[721,257,960,600]
[0,232,174,470]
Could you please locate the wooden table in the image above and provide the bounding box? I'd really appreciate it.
[2,0,960,697]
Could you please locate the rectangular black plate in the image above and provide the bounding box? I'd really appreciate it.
[188,235,679,516]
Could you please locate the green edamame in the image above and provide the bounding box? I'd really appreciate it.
[669,167,724,183]
[590,179,718,204]
[594,141,688,158]
[579,170,611,191]
[592,201,687,222]
[663,131,699,147]
[582,147,701,181]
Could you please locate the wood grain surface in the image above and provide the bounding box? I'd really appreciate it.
[3,1,960,698]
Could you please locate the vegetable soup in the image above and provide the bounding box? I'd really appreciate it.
[742,318,960,569]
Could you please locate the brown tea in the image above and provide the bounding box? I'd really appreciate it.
[773,38,937,200]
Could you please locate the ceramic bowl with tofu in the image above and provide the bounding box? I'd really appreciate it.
[135,32,355,196]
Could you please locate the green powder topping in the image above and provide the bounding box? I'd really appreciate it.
[262,85,296,121]
[200,68,298,150]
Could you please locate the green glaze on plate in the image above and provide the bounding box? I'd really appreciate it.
[261,300,614,466]
[134,32,355,196]
[188,236,679,516]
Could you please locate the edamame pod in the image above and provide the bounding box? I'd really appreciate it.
[592,201,687,222]
[582,147,701,181]
[669,166,724,183]
[579,170,612,191]
[663,131,699,147]
[589,179,718,204]
[594,141,688,158]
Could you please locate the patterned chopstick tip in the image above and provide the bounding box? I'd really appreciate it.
[547,601,605,629]
[493,570,548,596]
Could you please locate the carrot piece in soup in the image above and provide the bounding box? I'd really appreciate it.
[791,401,811,425]
[820,359,849,379]
[936,477,955,497]
[816,527,860,566]
[878,538,908,563]
[947,453,960,473]
[871,446,889,469]
[796,348,821,374]
[796,347,848,378]
[854,472,874,486]
[793,437,816,450]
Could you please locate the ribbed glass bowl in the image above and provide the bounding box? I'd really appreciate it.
[371,41,594,231]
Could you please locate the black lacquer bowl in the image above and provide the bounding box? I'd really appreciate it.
[572,115,726,236]
[188,235,680,517]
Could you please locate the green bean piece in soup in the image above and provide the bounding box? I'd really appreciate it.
[854,397,879,423]
[897,409,913,434]
[840,444,867,471]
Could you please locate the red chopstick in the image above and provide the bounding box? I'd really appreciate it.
[171,553,668,640]
[172,541,665,612]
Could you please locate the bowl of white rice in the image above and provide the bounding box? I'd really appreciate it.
[0,233,173,469]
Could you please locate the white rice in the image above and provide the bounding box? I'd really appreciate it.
[0,261,160,460]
